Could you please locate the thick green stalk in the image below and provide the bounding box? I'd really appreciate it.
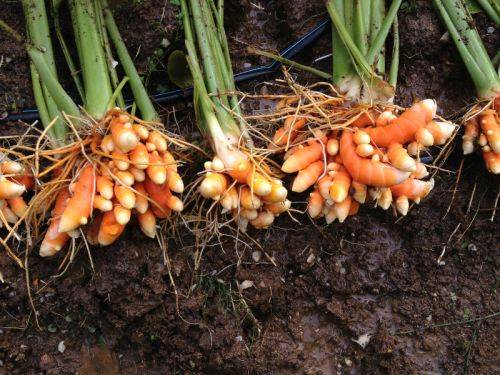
[434,0,500,98]
[95,0,125,110]
[22,0,57,72]
[441,0,496,80]
[331,0,353,87]
[366,0,402,66]
[476,0,500,26]
[208,0,241,116]
[23,0,67,140]
[327,3,390,85]
[188,0,239,136]
[70,0,113,118]
[181,0,197,60]
[343,0,354,36]
[182,0,240,137]
[200,0,231,98]
[185,39,236,145]
[101,0,159,121]
[353,0,368,55]
[27,47,80,119]
[361,0,371,32]
[30,63,52,136]
[370,0,386,74]
[189,0,227,101]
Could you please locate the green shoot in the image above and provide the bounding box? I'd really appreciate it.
[101,0,159,121]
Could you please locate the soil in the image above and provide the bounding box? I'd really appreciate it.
[0,0,499,374]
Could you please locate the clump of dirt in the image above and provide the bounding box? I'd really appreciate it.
[1,0,499,374]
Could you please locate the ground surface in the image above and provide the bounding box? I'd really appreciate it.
[0,0,499,374]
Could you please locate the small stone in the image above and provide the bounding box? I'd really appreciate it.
[468,243,477,252]
[306,253,316,264]
[243,62,252,68]
[352,333,372,348]
[487,26,494,34]
[57,341,66,353]
[161,38,170,48]
[239,280,254,290]
[344,358,352,366]
[235,335,243,342]
[426,315,432,322]
[252,251,262,262]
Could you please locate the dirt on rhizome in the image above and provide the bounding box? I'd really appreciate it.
[0,0,498,374]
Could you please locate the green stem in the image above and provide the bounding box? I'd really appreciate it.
[185,39,233,145]
[249,48,332,80]
[189,0,227,101]
[51,0,85,102]
[201,0,231,99]
[361,0,371,33]
[343,0,354,36]
[370,0,386,74]
[389,16,399,88]
[22,0,67,140]
[492,0,500,17]
[331,0,353,86]
[434,0,500,98]
[107,76,129,110]
[476,0,500,25]
[101,0,159,121]
[27,46,80,119]
[94,0,125,110]
[441,0,494,79]
[30,63,53,138]
[327,1,377,78]
[187,0,239,136]
[327,0,393,101]
[209,0,239,111]
[366,0,402,66]
[353,0,368,55]
[70,0,113,119]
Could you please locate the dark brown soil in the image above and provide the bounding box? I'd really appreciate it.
[1,1,499,374]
